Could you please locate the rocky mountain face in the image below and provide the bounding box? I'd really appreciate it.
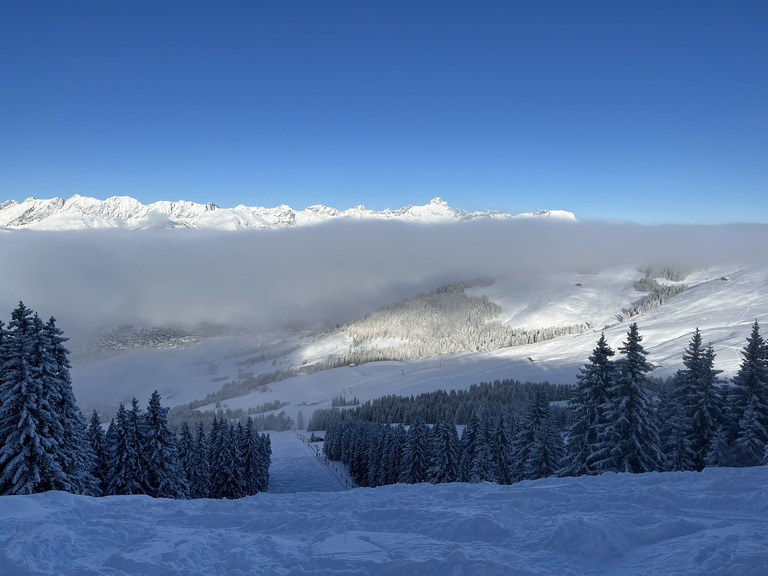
[0,195,576,231]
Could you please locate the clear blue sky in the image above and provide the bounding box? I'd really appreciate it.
[1,1,766,224]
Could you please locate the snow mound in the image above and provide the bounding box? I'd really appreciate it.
[1,465,766,575]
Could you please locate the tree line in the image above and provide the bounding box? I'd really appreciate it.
[308,380,572,431]
[0,302,271,497]
[322,321,768,487]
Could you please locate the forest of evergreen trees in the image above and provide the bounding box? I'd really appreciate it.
[0,302,271,497]
[308,380,572,431]
[322,322,768,487]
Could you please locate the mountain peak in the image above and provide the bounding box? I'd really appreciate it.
[0,195,576,231]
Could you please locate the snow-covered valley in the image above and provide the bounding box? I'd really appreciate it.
[66,263,768,428]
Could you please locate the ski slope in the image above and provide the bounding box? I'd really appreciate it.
[1,464,766,575]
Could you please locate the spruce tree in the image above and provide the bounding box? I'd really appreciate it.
[240,418,264,496]
[42,316,98,495]
[515,391,563,481]
[192,422,211,498]
[399,417,430,484]
[469,417,497,483]
[563,333,615,476]
[457,413,482,482]
[730,321,768,466]
[107,402,145,495]
[597,323,661,473]
[0,303,65,494]
[427,420,460,484]
[490,415,514,485]
[144,391,184,498]
[87,411,109,496]
[687,341,724,470]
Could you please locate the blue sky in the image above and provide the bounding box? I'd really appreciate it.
[1,1,766,224]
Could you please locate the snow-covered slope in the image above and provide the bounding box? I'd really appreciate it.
[1,457,766,575]
[68,264,768,425]
[0,195,576,231]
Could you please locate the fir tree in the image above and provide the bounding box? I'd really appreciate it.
[144,391,184,498]
[427,420,460,484]
[381,424,405,485]
[107,402,145,495]
[399,417,430,484]
[563,333,615,476]
[0,303,65,494]
[515,391,563,481]
[87,411,109,496]
[490,415,514,485]
[685,338,724,470]
[457,413,482,482]
[42,317,98,495]
[469,417,497,483]
[597,323,661,474]
[730,321,768,467]
[191,422,211,498]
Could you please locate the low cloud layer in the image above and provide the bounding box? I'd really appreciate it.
[1,220,765,340]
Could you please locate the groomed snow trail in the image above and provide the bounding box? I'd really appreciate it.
[267,431,351,493]
[1,466,766,575]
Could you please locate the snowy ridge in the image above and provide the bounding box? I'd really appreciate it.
[0,195,576,231]
[1,459,766,575]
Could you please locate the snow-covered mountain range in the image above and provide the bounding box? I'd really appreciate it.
[0,195,576,231]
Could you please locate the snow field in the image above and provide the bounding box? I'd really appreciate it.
[1,465,766,575]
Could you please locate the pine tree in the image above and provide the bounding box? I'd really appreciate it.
[87,411,109,496]
[192,422,211,498]
[597,323,661,474]
[457,413,482,482]
[515,391,563,481]
[144,391,184,498]
[209,422,242,498]
[563,333,615,476]
[427,420,460,484]
[107,402,145,495]
[399,417,430,484]
[381,424,405,485]
[0,303,65,494]
[686,340,724,470]
[240,417,264,496]
[41,316,98,495]
[469,417,497,483]
[730,321,768,467]
[490,415,514,485]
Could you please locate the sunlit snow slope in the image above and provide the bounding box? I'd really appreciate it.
[70,264,768,426]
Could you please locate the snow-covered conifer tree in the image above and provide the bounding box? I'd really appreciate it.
[177,421,195,496]
[597,323,661,473]
[399,417,430,484]
[0,304,65,494]
[427,420,460,484]
[730,321,768,467]
[87,411,108,495]
[41,316,98,495]
[240,417,264,495]
[515,391,563,481]
[563,333,615,476]
[107,402,145,495]
[490,415,514,485]
[144,391,184,498]
[192,422,211,498]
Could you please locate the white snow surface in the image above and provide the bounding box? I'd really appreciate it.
[70,264,768,427]
[1,449,766,575]
[0,195,576,231]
